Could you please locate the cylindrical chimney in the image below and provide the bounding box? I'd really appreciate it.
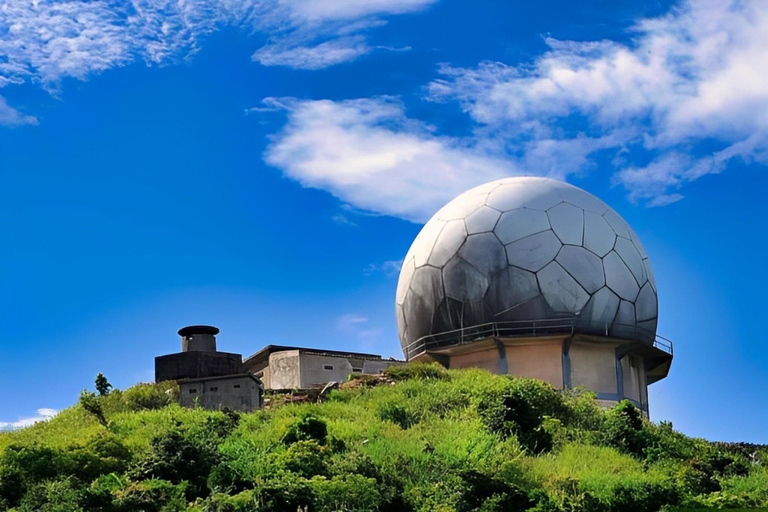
[178,325,219,352]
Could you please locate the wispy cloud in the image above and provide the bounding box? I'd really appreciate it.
[261,1,768,218]
[0,408,57,430]
[263,96,515,222]
[364,260,403,277]
[428,0,768,206]
[0,96,37,126]
[0,0,436,123]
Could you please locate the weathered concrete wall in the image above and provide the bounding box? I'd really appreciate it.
[269,350,301,389]
[570,342,618,394]
[449,347,499,373]
[505,341,564,389]
[362,359,401,375]
[179,375,262,412]
[155,351,243,382]
[621,355,644,403]
[296,354,400,388]
[299,353,355,388]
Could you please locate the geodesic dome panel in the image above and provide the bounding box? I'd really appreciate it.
[395,177,658,358]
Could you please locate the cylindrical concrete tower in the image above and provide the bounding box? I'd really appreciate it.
[395,177,672,413]
[179,325,219,352]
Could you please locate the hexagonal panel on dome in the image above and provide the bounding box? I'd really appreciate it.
[556,245,605,293]
[635,282,658,322]
[410,265,442,301]
[443,256,489,302]
[484,265,539,316]
[505,230,562,272]
[395,176,659,355]
[604,251,640,301]
[458,233,507,276]
[614,236,646,285]
[427,219,467,268]
[410,219,446,267]
[537,261,590,313]
[547,202,584,245]
[495,208,550,244]
[396,257,415,305]
[465,206,501,234]
[580,287,620,329]
[603,208,631,239]
[583,211,616,257]
[562,187,610,215]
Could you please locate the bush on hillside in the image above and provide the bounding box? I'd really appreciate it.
[130,427,220,499]
[281,415,328,445]
[477,377,566,453]
[2,368,767,512]
[603,400,646,457]
[384,362,448,381]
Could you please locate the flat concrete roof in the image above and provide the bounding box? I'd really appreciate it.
[244,344,399,368]
[177,373,262,385]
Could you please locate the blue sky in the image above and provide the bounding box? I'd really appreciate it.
[1,0,767,441]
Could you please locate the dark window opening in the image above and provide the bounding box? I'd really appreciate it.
[210,387,218,392]
[324,365,334,370]
[234,384,241,389]
[189,389,197,394]
[352,368,363,373]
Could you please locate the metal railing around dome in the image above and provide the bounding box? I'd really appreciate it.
[402,318,673,360]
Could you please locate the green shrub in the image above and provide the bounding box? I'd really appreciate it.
[16,477,87,512]
[603,400,645,457]
[252,472,315,511]
[642,420,702,463]
[477,378,565,453]
[376,401,418,429]
[384,362,448,381]
[282,414,328,445]
[457,470,534,512]
[121,382,179,411]
[2,369,767,511]
[312,474,382,512]
[112,479,188,512]
[272,440,329,478]
[79,391,108,427]
[130,427,219,498]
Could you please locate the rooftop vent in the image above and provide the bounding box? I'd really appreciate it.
[179,325,219,352]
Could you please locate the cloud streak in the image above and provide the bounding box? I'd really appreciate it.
[0,0,436,123]
[0,408,57,430]
[428,0,768,205]
[263,96,516,222]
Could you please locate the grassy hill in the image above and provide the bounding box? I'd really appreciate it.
[1,363,766,512]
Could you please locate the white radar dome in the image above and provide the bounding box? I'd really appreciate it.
[395,177,658,358]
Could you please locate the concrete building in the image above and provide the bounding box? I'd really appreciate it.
[155,325,244,382]
[244,345,402,389]
[179,374,263,411]
[395,177,673,414]
[156,325,263,411]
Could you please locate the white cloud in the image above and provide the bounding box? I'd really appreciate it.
[253,36,370,70]
[0,96,37,125]
[264,96,516,222]
[0,408,57,430]
[428,0,768,205]
[282,0,435,22]
[364,259,403,277]
[0,0,437,123]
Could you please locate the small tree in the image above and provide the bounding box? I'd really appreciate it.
[95,373,112,396]
[79,390,108,427]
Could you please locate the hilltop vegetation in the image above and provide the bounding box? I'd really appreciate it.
[1,364,767,512]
